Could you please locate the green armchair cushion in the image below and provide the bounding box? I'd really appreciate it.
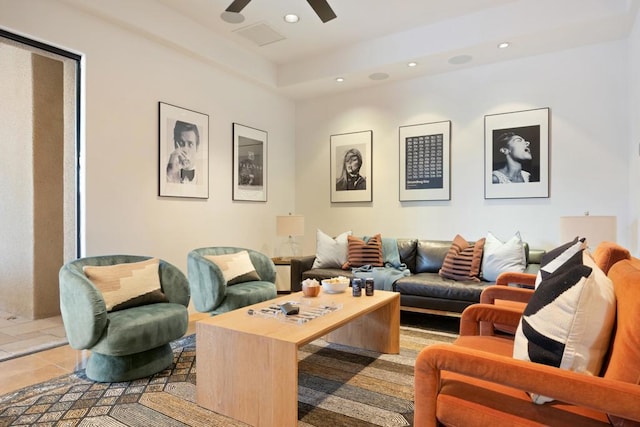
[90,303,188,356]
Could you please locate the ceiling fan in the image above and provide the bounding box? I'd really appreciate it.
[225,0,337,23]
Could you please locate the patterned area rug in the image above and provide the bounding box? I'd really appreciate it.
[0,325,456,426]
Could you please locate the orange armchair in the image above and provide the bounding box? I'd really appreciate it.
[479,241,631,335]
[414,257,640,426]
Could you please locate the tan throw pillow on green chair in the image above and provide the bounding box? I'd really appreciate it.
[83,258,168,312]
[205,250,261,285]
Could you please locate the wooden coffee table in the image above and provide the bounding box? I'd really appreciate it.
[196,290,400,426]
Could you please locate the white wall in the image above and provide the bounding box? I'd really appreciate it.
[295,41,632,254]
[0,0,297,274]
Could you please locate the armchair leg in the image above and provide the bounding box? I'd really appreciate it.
[85,344,174,382]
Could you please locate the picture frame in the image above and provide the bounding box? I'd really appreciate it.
[158,102,209,199]
[232,123,267,202]
[399,120,451,201]
[484,107,550,199]
[330,130,373,203]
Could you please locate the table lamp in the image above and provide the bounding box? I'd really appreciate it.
[559,214,617,250]
[276,214,305,259]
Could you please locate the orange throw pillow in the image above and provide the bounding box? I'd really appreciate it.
[439,234,485,282]
[343,234,383,269]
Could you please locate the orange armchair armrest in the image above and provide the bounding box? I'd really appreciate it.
[459,303,523,336]
[495,271,537,288]
[480,285,534,305]
[415,344,640,427]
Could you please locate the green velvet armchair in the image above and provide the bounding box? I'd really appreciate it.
[187,247,277,315]
[59,255,190,382]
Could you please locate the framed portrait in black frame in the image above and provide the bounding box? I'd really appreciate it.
[330,130,372,203]
[484,107,550,199]
[399,120,451,201]
[232,123,267,202]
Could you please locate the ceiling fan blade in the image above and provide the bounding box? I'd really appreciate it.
[306,0,337,23]
[225,0,252,13]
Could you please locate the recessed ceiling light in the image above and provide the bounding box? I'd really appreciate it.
[407,62,418,67]
[498,42,510,49]
[284,14,299,23]
[221,11,245,24]
[335,77,344,83]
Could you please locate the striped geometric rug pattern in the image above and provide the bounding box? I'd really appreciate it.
[0,326,456,426]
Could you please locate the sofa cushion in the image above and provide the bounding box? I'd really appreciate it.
[397,238,418,272]
[205,250,261,285]
[481,231,526,282]
[513,250,616,404]
[312,229,352,269]
[395,273,491,303]
[344,234,383,268]
[439,235,485,282]
[415,240,452,273]
[83,258,168,312]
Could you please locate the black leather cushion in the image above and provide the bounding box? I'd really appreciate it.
[415,240,452,273]
[395,273,491,303]
[397,238,418,272]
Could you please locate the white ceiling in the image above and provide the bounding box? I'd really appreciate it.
[63,0,639,99]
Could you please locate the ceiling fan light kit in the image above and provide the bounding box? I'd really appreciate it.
[225,0,336,23]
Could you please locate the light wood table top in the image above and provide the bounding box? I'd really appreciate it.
[196,290,400,426]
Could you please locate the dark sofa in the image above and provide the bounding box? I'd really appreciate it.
[290,238,545,317]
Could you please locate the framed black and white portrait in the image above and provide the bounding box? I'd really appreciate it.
[158,102,209,199]
[399,120,451,201]
[484,107,550,199]
[232,123,267,202]
[330,130,372,203]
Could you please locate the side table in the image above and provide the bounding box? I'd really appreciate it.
[272,257,291,293]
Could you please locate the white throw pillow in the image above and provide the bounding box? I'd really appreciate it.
[481,231,526,282]
[312,229,352,269]
[513,250,616,404]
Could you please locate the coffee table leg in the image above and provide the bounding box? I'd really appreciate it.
[326,294,400,353]
[197,324,299,426]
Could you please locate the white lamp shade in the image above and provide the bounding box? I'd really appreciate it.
[559,216,617,249]
[276,215,305,237]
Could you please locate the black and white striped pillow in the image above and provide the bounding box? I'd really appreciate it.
[513,249,616,404]
[534,237,586,287]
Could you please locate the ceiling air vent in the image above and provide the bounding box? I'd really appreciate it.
[234,22,285,47]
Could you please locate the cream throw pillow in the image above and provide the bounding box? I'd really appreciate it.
[481,231,526,282]
[312,229,352,269]
[83,258,168,312]
[204,250,261,285]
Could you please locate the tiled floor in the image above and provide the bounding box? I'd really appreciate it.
[0,312,208,396]
[0,311,68,362]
